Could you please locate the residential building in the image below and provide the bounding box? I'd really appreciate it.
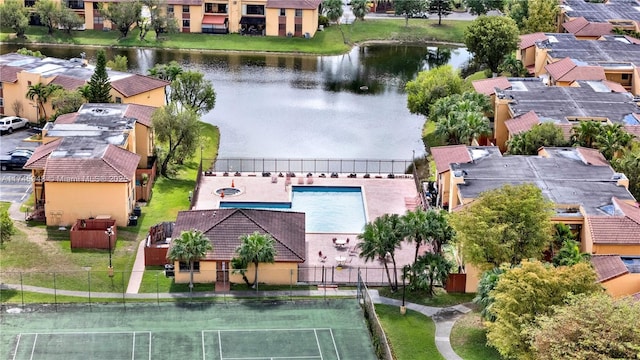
[561,16,613,39]
[0,53,168,122]
[518,33,640,95]
[560,0,640,32]
[170,208,306,288]
[430,145,640,297]
[23,103,158,227]
[490,78,639,152]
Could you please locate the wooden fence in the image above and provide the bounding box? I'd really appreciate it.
[69,218,117,249]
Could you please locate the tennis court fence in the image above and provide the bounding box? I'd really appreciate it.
[357,270,394,360]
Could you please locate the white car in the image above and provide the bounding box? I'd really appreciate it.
[0,116,28,134]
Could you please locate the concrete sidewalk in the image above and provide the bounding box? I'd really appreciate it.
[1,284,470,360]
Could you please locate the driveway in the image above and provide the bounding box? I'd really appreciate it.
[0,129,38,204]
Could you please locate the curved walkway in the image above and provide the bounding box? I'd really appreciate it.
[1,283,470,360]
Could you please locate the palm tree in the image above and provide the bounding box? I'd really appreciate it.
[26,83,61,121]
[323,0,345,43]
[571,120,603,148]
[435,113,465,145]
[407,253,452,296]
[596,124,635,160]
[167,230,213,291]
[358,214,403,291]
[402,209,456,264]
[460,111,491,145]
[231,231,276,289]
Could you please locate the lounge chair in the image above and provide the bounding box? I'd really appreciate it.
[318,251,327,262]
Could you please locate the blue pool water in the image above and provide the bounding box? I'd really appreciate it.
[220,186,367,233]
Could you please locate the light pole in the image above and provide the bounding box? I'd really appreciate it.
[401,265,408,315]
[105,226,114,277]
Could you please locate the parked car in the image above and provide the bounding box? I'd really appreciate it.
[7,148,34,157]
[0,116,28,134]
[0,154,30,171]
[410,12,429,18]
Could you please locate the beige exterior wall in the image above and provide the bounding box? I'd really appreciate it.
[190,5,204,33]
[302,10,319,36]
[601,273,640,298]
[464,263,482,293]
[11,71,56,123]
[447,171,466,210]
[135,123,153,169]
[45,181,134,226]
[437,171,451,208]
[493,97,512,153]
[518,47,537,69]
[174,260,217,284]
[265,8,280,35]
[593,244,640,256]
[114,86,166,108]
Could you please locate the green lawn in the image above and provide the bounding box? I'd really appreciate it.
[450,310,502,360]
[2,19,471,55]
[378,287,475,307]
[375,303,444,360]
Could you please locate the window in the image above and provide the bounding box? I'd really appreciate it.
[179,261,200,272]
[93,2,99,9]
[115,97,122,103]
[183,5,189,13]
[622,73,631,80]
[280,9,285,16]
[167,5,174,13]
[295,9,302,17]
[0,98,3,107]
[206,3,213,12]
[245,4,264,15]
[94,15,103,24]
[27,81,32,86]
[183,19,190,27]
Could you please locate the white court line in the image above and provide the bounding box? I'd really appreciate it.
[12,334,21,360]
[201,331,206,360]
[148,332,152,360]
[222,357,321,360]
[29,334,37,360]
[329,329,340,360]
[218,330,223,360]
[313,329,324,360]
[204,328,332,333]
[132,332,136,360]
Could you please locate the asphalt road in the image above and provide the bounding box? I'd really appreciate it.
[0,129,38,204]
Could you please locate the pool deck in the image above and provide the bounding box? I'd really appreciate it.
[193,173,425,280]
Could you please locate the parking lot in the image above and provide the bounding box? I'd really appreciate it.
[0,129,39,204]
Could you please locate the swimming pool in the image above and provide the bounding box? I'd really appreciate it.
[220,186,367,233]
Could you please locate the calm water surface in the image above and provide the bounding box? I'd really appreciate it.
[3,44,471,159]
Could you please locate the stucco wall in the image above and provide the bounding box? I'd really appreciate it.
[174,260,217,284]
[229,262,299,285]
[601,273,640,298]
[45,181,133,226]
[593,244,640,256]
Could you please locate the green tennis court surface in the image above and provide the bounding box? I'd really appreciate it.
[1,299,376,360]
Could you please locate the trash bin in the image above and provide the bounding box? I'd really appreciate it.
[133,206,141,217]
[128,215,138,226]
[164,264,175,277]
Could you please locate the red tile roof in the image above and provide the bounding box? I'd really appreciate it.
[266,0,322,9]
[49,75,86,90]
[124,104,157,127]
[505,111,540,135]
[545,57,576,81]
[54,113,78,124]
[624,35,640,45]
[576,147,609,166]
[23,139,62,170]
[575,23,613,37]
[519,32,548,49]
[603,80,628,93]
[560,66,606,82]
[111,74,169,98]
[430,145,472,174]
[173,209,306,262]
[0,65,21,83]
[624,125,640,138]
[43,144,140,183]
[588,198,640,245]
[591,255,629,282]
[562,17,589,34]
[472,77,511,96]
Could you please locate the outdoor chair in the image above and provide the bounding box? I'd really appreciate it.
[318,251,327,262]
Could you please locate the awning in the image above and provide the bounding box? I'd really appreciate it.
[202,14,227,25]
[240,16,265,25]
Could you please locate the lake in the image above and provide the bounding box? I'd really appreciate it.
[2,44,472,160]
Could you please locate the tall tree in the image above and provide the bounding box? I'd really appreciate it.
[530,293,640,360]
[464,15,519,75]
[571,120,604,148]
[106,55,128,71]
[450,184,555,269]
[522,0,559,34]
[170,71,216,116]
[0,208,16,246]
[167,230,212,290]
[323,0,346,43]
[86,50,112,103]
[612,148,640,200]
[428,0,452,25]
[26,83,62,121]
[506,122,568,155]
[350,0,370,21]
[50,88,86,119]
[473,266,507,322]
[231,231,277,288]
[99,1,142,39]
[498,53,527,77]
[0,0,29,38]
[152,103,201,177]
[144,0,179,40]
[56,6,84,34]
[148,61,183,103]
[486,261,601,359]
[594,124,635,160]
[394,0,428,27]
[406,253,453,296]
[465,0,504,15]
[402,208,455,263]
[34,0,59,35]
[405,65,467,118]
[358,214,404,291]
[426,47,452,69]
[504,0,528,31]
[552,239,589,267]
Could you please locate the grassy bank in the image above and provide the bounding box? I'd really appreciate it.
[1,19,471,55]
[450,311,502,360]
[378,287,475,307]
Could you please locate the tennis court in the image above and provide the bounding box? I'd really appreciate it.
[1,299,376,360]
